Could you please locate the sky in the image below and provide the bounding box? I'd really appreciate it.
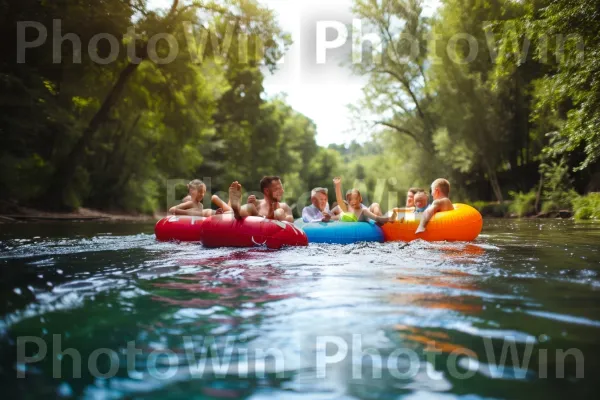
[147,0,441,146]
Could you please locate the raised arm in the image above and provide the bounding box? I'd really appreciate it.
[333,177,347,213]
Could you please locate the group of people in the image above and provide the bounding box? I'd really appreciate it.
[302,177,453,233]
[168,175,454,234]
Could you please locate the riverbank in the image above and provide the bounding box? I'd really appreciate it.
[473,201,574,219]
[0,203,156,223]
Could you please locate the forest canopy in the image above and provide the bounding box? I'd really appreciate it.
[1,0,598,216]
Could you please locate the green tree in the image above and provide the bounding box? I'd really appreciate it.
[493,0,600,172]
[351,0,436,153]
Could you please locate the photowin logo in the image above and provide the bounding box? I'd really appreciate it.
[15,334,584,381]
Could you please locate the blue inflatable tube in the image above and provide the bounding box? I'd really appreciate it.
[294,219,384,244]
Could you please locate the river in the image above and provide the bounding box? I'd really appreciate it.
[1,219,599,399]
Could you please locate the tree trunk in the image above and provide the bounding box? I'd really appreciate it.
[535,176,543,213]
[46,62,142,209]
[45,0,180,209]
[484,160,504,203]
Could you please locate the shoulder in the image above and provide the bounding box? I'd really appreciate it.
[432,198,453,210]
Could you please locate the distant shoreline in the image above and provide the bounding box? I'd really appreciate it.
[0,206,158,223]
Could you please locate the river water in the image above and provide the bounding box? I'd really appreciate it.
[1,219,599,399]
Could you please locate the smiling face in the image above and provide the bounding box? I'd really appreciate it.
[311,191,328,211]
[188,184,206,202]
[346,191,362,209]
[406,191,415,207]
[414,192,428,209]
[266,179,284,202]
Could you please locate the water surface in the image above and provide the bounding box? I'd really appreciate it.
[1,219,599,399]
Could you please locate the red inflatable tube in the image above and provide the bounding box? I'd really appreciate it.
[200,215,308,249]
[155,216,206,242]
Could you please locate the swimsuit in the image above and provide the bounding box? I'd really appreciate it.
[339,212,358,222]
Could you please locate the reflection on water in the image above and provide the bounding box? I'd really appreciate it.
[0,219,599,399]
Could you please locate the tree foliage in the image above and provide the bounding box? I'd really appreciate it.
[0,0,322,213]
[350,0,599,204]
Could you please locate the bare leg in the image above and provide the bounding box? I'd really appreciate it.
[212,194,232,212]
[369,203,382,216]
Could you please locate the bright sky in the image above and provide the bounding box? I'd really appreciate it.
[147,0,441,146]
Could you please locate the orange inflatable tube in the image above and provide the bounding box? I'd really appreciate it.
[382,203,483,242]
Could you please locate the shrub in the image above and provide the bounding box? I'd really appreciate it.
[572,193,600,220]
[540,160,577,211]
[472,201,487,212]
[472,201,510,217]
[509,190,537,217]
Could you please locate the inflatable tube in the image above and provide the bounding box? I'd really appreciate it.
[155,216,206,242]
[294,219,384,244]
[382,203,482,242]
[200,215,308,249]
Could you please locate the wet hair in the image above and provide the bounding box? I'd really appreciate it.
[260,176,281,193]
[432,178,450,196]
[408,187,424,195]
[188,179,206,191]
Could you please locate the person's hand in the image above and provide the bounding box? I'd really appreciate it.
[322,212,332,222]
[333,177,342,186]
[247,195,257,205]
[274,208,286,221]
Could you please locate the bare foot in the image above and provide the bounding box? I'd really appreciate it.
[229,181,243,219]
[415,225,426,234]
